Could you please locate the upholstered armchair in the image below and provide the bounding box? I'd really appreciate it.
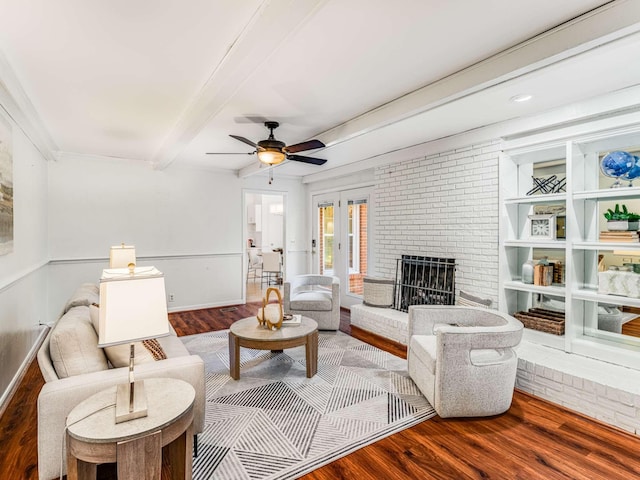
[407,305,523,418]
[284,274,340,330]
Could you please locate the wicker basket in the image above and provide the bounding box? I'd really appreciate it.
[363,277,395,308]
[514,308,565,335]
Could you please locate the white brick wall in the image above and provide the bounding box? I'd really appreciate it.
[515,342,640,435]
[373,140,501,304]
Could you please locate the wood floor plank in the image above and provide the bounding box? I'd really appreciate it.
[1,302,639,479]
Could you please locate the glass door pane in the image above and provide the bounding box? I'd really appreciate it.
[347,199,367,295]
[319,202,334,275]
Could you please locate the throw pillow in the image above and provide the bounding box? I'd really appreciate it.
[89,303,167,367]
[457,290,492,308]
[49,306,109,378]
[142,339,168,360]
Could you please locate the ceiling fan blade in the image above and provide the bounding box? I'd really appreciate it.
[229,134,258,148]
[233,115,268,124]
[287,154,327,165]
[283,139,325,154]
[205,151,255,155]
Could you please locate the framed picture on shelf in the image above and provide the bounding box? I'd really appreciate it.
[555,215,566,239]
[528,214,556,240]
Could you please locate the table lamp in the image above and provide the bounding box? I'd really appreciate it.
[98,266,169,423]
[109,243,136,269]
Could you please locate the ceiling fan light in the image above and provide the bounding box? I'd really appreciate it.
[257,148,285,165]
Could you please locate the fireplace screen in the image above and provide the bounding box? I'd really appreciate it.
[394,255,456,312]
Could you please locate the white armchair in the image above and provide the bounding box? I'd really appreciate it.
[407,305,523,418]
[284,274,340,330]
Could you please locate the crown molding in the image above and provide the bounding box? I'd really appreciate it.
[0,49,58,162]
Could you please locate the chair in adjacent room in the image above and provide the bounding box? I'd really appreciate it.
[260,251,281,288]
[247,249,262,282]
[407,305,523,418]
[284,274,340,330]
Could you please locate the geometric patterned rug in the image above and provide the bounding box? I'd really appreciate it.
[181,329,435,479]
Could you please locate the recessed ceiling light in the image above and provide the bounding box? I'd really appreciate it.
[510,94,533,103]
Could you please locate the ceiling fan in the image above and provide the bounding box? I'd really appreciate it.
[206,121,326,166]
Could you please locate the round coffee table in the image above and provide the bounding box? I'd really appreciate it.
[228,316,318,380]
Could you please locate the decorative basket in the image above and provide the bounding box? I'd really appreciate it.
[363,277,395,308]
[257,287,283,330]
[514,308,565,335]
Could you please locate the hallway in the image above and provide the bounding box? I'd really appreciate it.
[246,278,282,303]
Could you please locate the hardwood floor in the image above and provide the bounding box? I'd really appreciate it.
[2,304,640,479]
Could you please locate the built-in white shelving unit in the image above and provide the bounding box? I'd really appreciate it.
[499,115,640,370]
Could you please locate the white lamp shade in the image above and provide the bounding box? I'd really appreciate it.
[109,244,136,268]
[98,267,169,347]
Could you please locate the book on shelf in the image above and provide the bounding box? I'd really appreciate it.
[599,238,640,242]
[599,231,640,242]
[599,230,639,236]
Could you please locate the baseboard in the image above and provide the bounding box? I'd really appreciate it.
[167,298,245,313]
[350,325,407,359]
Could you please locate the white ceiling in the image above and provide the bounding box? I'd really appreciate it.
[1,0,639,181]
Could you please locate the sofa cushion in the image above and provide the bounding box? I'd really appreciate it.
[49,306,109,378]
[63,283,99,314]
[409,335,437,374]
[290,291,332,311]
[88,304,164,367]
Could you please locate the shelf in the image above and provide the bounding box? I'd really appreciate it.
[572,288,640,308]
[573,187,640,200]
[504,281,566,296]
[573,241,640,251]
[503,193,566,205]
[501,118,640,365]
[521,328,566,349]
[503,240,566,248]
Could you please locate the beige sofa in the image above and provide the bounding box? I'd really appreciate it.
[36,284,205,480]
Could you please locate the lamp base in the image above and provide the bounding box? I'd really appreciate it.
[115,380,148,423]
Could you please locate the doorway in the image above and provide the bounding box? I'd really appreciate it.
[311,187,372,307]
[245,191,286,302]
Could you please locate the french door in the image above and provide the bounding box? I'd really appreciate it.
[311,187,371,307]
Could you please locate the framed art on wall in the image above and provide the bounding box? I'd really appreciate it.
[0,112,13,255]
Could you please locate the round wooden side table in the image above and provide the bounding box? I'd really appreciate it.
[229,316,319,380]
[66,377,195,480]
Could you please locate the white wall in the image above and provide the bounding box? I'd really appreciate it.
[0,120,49,408]
[373,141,501,304]
[48,158,244,258]
[46,158,308,316]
